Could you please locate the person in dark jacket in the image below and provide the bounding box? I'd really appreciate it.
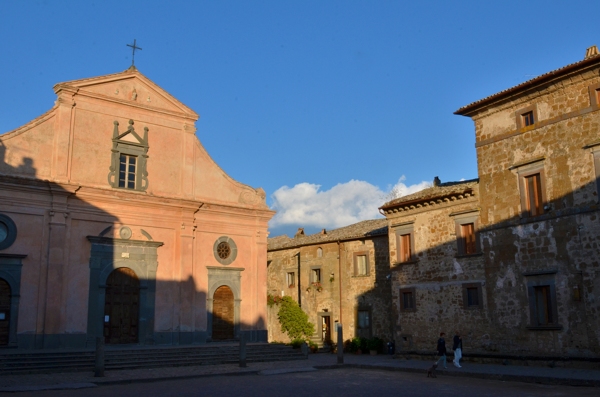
[436,332,447,369]
[452,331,462,368]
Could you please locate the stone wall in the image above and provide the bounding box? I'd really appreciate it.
[267,234,392,345]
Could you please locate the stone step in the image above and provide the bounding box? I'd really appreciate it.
[0,344,306,375]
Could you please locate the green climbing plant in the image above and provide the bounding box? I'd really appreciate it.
[277,296,315,340]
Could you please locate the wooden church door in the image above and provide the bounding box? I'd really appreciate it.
[104,268,140,344]
[0,279,10,346]
[212,286,234,340]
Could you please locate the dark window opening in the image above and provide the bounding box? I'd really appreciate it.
[118,154,137,189]
[522,111,535,126]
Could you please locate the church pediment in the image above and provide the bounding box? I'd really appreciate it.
[53,68,198,119]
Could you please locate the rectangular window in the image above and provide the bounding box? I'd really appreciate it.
[354,252,369,276]
[399,288,416,312]
[400,234,412,262]
[357,255,366,275]
[467,287,479,306]
[357,310,370,329]
[311,268,321,283]
[516,105,538,129]
[286,272,295,288]
[522,111,535,126]
[462,223,476,255]
[462,283,483,309]
[118,154,137,189]
[534,285,553,325]
[513,160,547,218]
[524,173,544,216]
[525,273,561,330]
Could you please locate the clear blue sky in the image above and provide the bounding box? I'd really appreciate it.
[1,1,598,237]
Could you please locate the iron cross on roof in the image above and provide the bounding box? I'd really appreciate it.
[126,39,142,66]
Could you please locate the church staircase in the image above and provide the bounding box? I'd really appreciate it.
[0,343,306,375]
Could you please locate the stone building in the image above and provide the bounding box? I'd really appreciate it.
[381,46,600,357]
[379,179,484,352]
[0,67,273,349]
[267,220,392,346]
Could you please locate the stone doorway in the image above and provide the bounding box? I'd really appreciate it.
[212,286,234,340]
[0,279,10,346]
[321,314,332,345]
[103,267,140,344]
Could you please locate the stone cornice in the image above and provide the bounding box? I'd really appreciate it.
[381,188,476,215]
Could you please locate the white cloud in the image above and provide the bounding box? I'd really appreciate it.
[269,176,431,230]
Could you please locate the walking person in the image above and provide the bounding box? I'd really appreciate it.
[436,332,447,369]
[453,331,462,368]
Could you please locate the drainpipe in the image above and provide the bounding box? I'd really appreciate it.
[337,241,343,328]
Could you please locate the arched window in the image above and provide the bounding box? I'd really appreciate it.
[317,247,323,257]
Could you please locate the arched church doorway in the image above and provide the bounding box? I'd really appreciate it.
[0,279,10,346]
[104,267,140,344]
[212,286,234,340]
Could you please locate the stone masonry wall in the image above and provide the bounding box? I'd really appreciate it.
[267,235,392,345]
[387,196,486,352]
[471,64,600,354]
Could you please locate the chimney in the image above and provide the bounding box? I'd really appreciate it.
[320,229,327,235]
[585,45,599,59]
[294,228,305,238]
[433,176,441,187]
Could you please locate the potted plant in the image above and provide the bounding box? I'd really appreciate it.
[367,337,384,355]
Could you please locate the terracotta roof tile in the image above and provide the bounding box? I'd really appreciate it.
[455,53,600,116]
[380,179,479,210]
[268,219,388,251]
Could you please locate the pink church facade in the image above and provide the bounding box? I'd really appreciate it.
[0,67,273,349]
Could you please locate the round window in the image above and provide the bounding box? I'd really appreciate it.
[213,236,237,265]
[0,214,17,250]
[0,222,7,243]
[216,241,231,259]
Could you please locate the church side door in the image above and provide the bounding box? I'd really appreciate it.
[104,267,140,344]
[0,279,10,346]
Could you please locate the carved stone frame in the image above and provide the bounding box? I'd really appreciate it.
[0,254,25,347]
[86,236,163,347]
[206,266,243,341]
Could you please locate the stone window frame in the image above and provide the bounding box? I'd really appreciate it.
[394,222,416,264]
[462,282,483,310]
[356,307,372,337]
[310,266,321,283]
[108,120,149,192]
[588,81,600,108]
[317,247,323,257]
[510,158,548,218]
[0,214,17,251]
[524,270,562,330]
[353,251,370,277]
[399,287,416,312]
[583,142,600,203]
[515,104,538,130]
[450,210,481,257]
[213,236,238,266]
[286,271,296,288]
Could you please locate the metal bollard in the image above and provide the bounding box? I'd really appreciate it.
[94,336,105,377]
[337,324,343,364]
[239,333,247,367]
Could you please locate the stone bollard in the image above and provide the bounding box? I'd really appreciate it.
[301,341,309,357]
[94,336,105,377]
[239,333,247,367]
[337,324,343,364]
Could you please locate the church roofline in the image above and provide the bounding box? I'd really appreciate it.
[53,68,199,120]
